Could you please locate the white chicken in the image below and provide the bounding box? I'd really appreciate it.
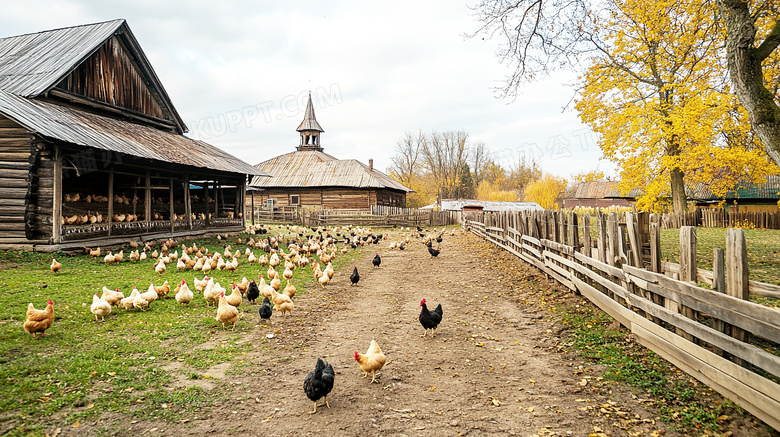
[175,280,193,305]
[120,287,139,310]
[90,293,111,322]
[155,258,166,275]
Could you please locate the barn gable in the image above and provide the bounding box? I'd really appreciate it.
[0,19,185,133]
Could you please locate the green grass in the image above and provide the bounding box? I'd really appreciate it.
[660,227,780,286]
[0,225,365,436]
[556,303,748,434]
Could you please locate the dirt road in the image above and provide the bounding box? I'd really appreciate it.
[153,229,670,437]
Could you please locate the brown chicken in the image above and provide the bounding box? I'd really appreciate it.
[24,300,54,338]
[225,283,242,308]
[354,339,386,383]
[216,291,239,330]
[50,258,61,274]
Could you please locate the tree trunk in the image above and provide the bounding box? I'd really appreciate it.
[716,0,780,166]
[670,167,687,214]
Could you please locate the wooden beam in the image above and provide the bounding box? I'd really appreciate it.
[726,228,750,367]
[107,166,114,236]
[169,177,175,233]
[185,175,192,230]
[145,170,151,225]
[52,145,62,243]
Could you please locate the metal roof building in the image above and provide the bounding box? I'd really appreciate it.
[0,19,265,250]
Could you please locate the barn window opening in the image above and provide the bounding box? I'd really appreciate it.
[290,195,299,205]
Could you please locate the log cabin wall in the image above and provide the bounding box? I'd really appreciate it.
[0,115,33,243]
[249,187,407,210]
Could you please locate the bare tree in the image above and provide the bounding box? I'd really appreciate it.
[389,130,424,186]
[469,0,780,168]
[469,141,490,186]
[420,131,470,199]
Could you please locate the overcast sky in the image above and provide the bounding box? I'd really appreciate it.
[1,1,615,180]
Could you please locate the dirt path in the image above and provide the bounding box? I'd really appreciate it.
[161,229,670,437]
[69,229,677,436]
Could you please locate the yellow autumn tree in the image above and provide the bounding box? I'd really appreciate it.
[524,173,567,209]
[476,180,517,201]
[576,0,779,213]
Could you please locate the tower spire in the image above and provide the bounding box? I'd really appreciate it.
[296,92,324,151]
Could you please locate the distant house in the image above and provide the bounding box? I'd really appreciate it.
[563,181,641,209]
[686,176,780,212]
[0,20,265,251]
[421,199,543,212]
[248,95,413,210]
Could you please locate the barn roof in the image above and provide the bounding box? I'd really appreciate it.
[0,19,186,132]
[0,90,266,176]
[249,150,412,192]
[686,176,780,200]
[572,181,642,199]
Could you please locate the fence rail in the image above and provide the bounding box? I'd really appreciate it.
[465,209,780,430]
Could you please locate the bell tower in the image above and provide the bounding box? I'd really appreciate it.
[296,93,324,152]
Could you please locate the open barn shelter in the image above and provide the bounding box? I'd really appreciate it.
[0,20,266,251]
[247,94,412,213]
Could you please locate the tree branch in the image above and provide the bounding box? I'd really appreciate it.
[755,19,780,61]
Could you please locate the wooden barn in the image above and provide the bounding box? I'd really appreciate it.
[0,20,266,251]
[248,94,412,210]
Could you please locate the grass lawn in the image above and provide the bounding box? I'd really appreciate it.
[660,227,780,286]
[0,226,360,436]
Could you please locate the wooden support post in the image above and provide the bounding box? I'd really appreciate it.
[678,226,697,341]
[184,175,192,230]
[52,146,62,243]
[726,228,750,367]
[107,166,114,236]
[250,191,255,225]
[203,182,210,226]
[169,178,175,233]
[649,214,661,273]
[582,214,591,257]
[144,170,151,225]
[597,212,606,263]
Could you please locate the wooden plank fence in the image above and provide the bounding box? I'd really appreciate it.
[465,209,780,430]
[661,208,780,230]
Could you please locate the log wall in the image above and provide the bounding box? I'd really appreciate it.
[0,116,34,242]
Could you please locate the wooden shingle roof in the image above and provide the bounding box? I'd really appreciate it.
[249,150,412,192]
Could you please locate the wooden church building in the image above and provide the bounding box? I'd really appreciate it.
[249,94,412,210]
[0,20,266,251]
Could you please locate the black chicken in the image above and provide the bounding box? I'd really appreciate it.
[303,357,335,414]
[246,281,260,304]
[436,234,443,243]
[419,298,443,338]
[428,246,441,258]
[259,297,272,320]
[350,266,360,286]
[372,252,381,268]
[398,241,406,251]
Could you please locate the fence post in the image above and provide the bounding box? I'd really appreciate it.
[582,214,591,257]
[649,214,661,273]
[568,211,579,252]
[625,212,641,267]
[597,212,607,264]
[558,211,566,244]
[726,228,751,367]
[607,212,618,266]
[711,247,727,356]
[678,226,698,342]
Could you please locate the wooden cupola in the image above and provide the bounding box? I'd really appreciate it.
[296,93,324,152]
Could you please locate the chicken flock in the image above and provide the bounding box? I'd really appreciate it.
[29,223,449,414]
